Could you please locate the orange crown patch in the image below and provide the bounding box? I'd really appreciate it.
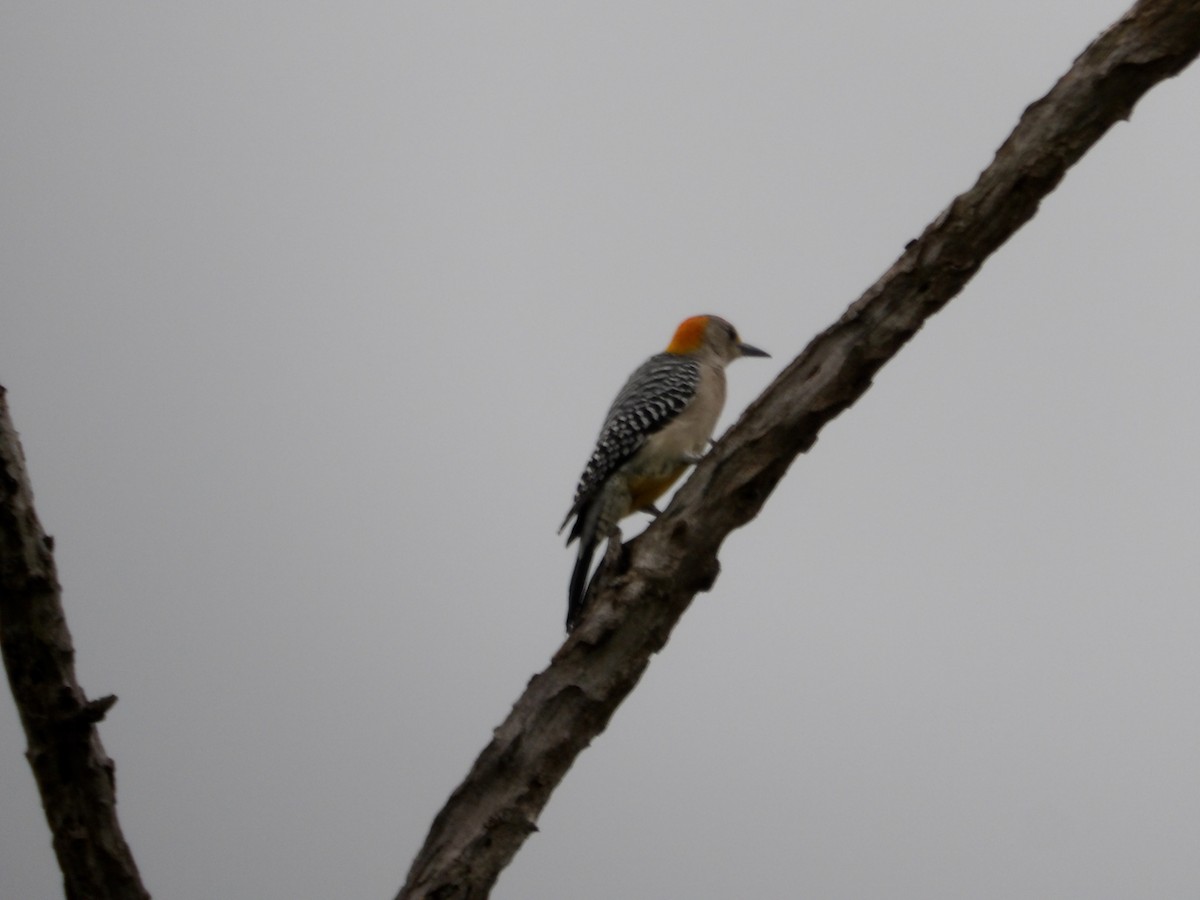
[665,315,710,354]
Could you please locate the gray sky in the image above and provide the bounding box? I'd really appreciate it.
[3,3,1199,898]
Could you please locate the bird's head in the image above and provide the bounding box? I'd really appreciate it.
[665,315,770,365]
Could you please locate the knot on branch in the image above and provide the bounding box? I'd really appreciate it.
[678,556,720,595]
[53,693,118,733]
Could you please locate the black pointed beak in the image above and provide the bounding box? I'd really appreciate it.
[739,342,770,358]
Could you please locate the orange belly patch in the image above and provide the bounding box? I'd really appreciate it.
[627,467,687,514]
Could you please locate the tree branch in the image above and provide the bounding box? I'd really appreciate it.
[397,1,1200,897]
[0,387,150,900]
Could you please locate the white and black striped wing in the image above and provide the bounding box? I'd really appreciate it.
[561,353,700,535]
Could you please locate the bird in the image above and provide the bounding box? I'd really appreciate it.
[559,315,769,631]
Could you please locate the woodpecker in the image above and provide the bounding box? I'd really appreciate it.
[559,315,769,631]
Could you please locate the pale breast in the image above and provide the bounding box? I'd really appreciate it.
[625,362,726,478]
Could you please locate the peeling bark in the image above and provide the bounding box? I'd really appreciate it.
[397,2,1200,897]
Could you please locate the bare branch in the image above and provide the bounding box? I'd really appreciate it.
[0,387,150,900]
[397,1,1200,897]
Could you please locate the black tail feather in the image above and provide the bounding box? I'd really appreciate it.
[566,539,597,632]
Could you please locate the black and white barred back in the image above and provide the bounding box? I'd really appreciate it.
[561,353,701,542]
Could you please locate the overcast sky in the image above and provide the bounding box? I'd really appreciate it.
[3,3,1199,899]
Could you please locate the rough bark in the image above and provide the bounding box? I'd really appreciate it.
[0,387,150,900]
[397,1,1200,897]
